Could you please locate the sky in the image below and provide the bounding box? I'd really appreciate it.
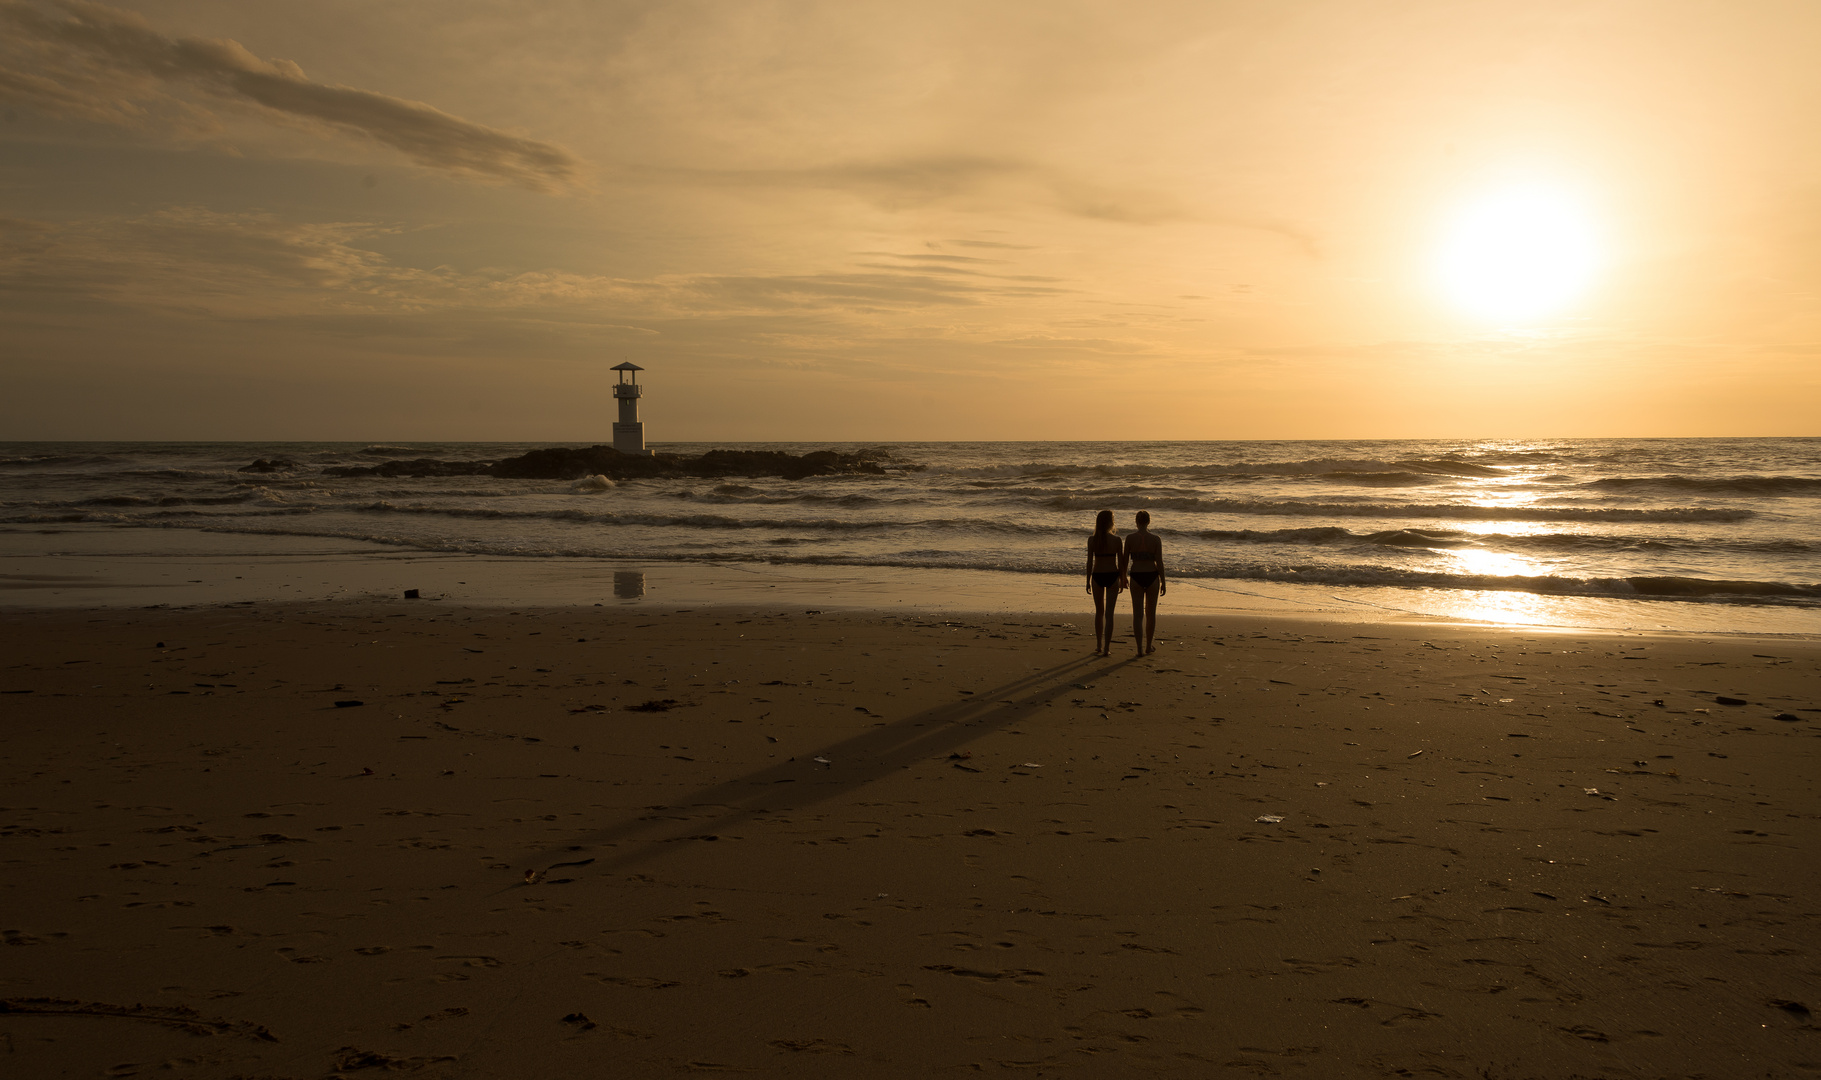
[2,0,1817,441]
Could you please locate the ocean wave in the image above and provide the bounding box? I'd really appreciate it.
[1036,494,1755,522]
[987,483,1216,500]
[1227,457,1510,479]
[0,512,93,524]
[8,487,305,511]
[0,453,128,468]
[361,487,518,499]
[73,494,260,508]
[147,507,318,519]
[1314,471,1448,487]
[665,489,887,507]
[1580,475,1821,496]
[0,506,320,525]
[930,456,1512,480]
[1179,564,1821,604]
[1442,449,1567,464]
[32,511,1806,607]
[1184,526,1811,555]
[1193,526,1356,545]
[344,501,1048,534]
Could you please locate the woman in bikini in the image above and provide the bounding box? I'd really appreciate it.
[1084,509,1123,657]
[1122,510,1166,656]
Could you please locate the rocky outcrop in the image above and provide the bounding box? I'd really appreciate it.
[317,446,896,481]
[323,458,492,478]
[485,446,662,480]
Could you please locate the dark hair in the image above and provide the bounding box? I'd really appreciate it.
[1135,510,1150,527]
[1094,509,1114,534]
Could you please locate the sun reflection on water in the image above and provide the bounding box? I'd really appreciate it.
[1440,545,1542,579]
[1408,585,1610,629]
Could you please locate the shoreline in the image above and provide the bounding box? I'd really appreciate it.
[2,602,1819,1076]
[4,524,1816,639]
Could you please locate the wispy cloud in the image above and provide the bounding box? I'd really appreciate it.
[0,0,581,191]
[0,206,1149,382]
[0,209,1077,322]
[0,215,58,257]
[641,153,1188,224]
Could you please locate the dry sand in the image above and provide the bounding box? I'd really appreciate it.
[2,602,1819,1078]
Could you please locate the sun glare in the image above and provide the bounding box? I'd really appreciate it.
[1434,184,1603,323]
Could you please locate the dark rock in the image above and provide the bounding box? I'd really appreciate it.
[1774,713,1801,722]
[323,458,492,479]
[324,445,902,481]
[1716,695,1748,706]
[488,446,650,480]
[491,445,894,480]
[238,458,297,473]
[403,589,420,599]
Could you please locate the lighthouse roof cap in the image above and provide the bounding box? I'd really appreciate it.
[611,362,644,371]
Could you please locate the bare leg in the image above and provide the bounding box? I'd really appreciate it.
[1092,584,1112,656]
[1143,587,1159,654]
[1130,585,1145,656]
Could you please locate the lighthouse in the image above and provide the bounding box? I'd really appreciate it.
[610,361,650,456]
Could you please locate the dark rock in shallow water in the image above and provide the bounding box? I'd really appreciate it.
[491,446,889,480]
[325,446,896,481]
[486,446,654,480]
[323,458,493,479]
[238,458,298,473]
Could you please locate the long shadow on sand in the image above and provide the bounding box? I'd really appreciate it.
[533,652,1142,876]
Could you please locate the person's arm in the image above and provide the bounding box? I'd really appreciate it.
[1158,540,1167,594]
[1118,536,1130,586]
[1085,541,1094,592]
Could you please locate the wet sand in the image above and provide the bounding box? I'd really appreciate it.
[2,603,1818,1078]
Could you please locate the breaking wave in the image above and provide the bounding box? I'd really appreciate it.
[930,456,1513,480]
[1579,475,1821,496]
[1034,495,1755,522]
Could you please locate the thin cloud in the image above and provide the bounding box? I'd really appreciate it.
[0,0,582,191]
[0,209,1076,321]
[0,62,149,124]
[988,334,1152,354]
[860,252,1006,264]
[0,215,59,257]
[642,153,1188,224]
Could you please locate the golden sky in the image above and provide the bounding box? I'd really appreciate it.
[2,0,1816,440]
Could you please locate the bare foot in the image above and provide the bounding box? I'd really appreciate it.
[1146,643,1157,655]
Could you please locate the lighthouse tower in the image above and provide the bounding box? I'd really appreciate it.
[610,361,650,456]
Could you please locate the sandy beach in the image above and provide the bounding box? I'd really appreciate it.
[3,598,1818,1078]
[7,0,1821,1073]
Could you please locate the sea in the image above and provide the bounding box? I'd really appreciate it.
[2,438,1817,629]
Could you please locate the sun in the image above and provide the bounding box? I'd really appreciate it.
[1434,183,1603,323]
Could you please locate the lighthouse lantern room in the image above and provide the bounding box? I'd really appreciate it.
[610,362,650,456]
